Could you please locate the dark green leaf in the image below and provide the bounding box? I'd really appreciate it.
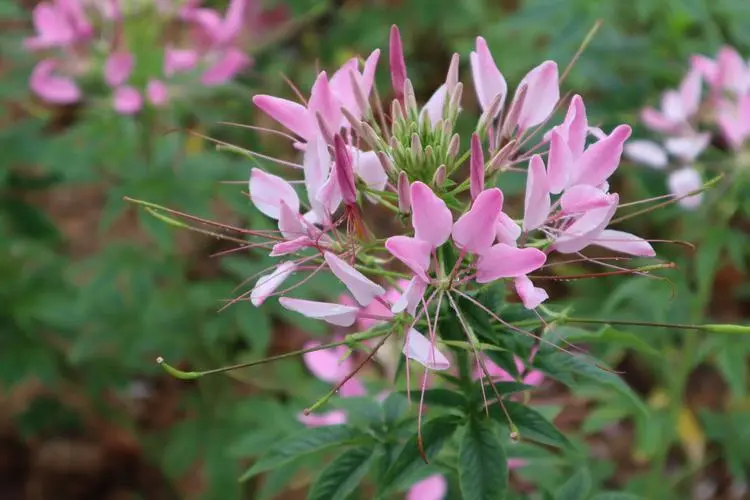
[458,418,508,500]
[489,402,570,448]
[554,467,592,500]
[382,393,410,424]
[552,325,660,358]
[470,382,534,404]
[380,415,461,494]
[591,493,644,500]
[307,446,376,500]
[400,388,467,408]
[240,425,366,481]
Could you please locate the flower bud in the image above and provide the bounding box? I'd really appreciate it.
[389,25,407,99]
[333,134,357,205]
[470,133,485,199]
[397,171,411,214]
[433,164,447,187]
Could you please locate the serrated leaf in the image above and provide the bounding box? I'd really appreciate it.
[489,402,570,448]
[307,445,376,500]
[240,425,366,481]
[554,467,592,500]
[458,418,508,500]
[380,415,461,494]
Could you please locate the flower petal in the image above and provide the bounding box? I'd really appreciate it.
[270,236,313,257]
[302,342,351,383]
[664,133,710,162]
[406,474,448,500]
[514,60,559,131]
[385,236,432,282]
[352,148,387,193]
[496,212,521,245]
[112,86,143,115]
[389,25,407,96]
[560,185,614,214]
[278,201,306,240]
[201,48,251,86]
[253,94,316,141]
[298,410,347,427]
[410,181,453,248]
[452,188,504,255]
[553,194,619,254]
[476,244,547,283]
[164,47,199,76]
[403,329,450,370]
[146,79,168,106]
[514,275,549,309]
[249,168,300,219]
[391,277,427,316]
[421,84,447,126]
[250,261,296,306]
[591,229,656,257]
[624,140,668,169]
[547,130,573,194]
[470,133,485,199]
[279,298,359,327]
[104,52,134,87]
[29,59,81,104]
[523,155,550,231]
[668,167,703,209]
[572,124,631,187]
[325,252,386,306]
[470,36,507,115]
[309,71,342,135]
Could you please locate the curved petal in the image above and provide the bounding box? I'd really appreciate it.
[679,68,702,117]
[560,185,614,214]
[279,298,359,327]
[514,60,559,131]
[591,229,656,257]
[624,140,668,169]
[201,48,251,86]
[30,59,81,104]
[410,181,453,248]
[352,148,387,193]
[270,236,314,257]
[298,410,347,427]
[547,130,573,194]
[572,124,631,187]
[249,169,300,219]
[561,95,588,158]
[112,86,143,115]
[278,201,306,240]
[389,25,407,96]
[496,212,521,245]
[385,236,432,282]
[523,155,550,231]
[253,94,316,140]
[325,252,385,306]
[553,194,619,254]
[476,244,547,283]
[514,275,549,309]
[302,342,351,383]
[391,277,427,316]
[421,84,447,126]
[668,167,703,209]
[309,71,342,135]
[452,188,504,255]
[406,474,448,500]
[664,133,710,162]
[641,107,679,134]
[470,37,507,115]
[403,329,450,371]
[250,261,296,306]
[164,47,199,76]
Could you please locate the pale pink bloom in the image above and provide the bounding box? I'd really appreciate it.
[667,167,703,209]
[664,133,710,161]
[421,84,448,126]
[325,252,385,307]
[279,298,360,327]
[201,48,251,86]
[523,155,550,231]
[112,86,143,115]
[333,135,357,205]
[25,0,91,50]
[104,52,135,87]
[146,80,169,106]
[164,47,200,76]
[693,46,749,96]
[182,0,247,47]
[473,355,544,387]
[716,94,750,150]
[453,188,504,254]
[475,244,547,284]
[403,328,450,371]
[406,474,447,500]
[250,262,296,306]
[514,275,548,310]
[470,36,507,118]
[511,61,559,131]
[29,59,81,104]
[248,169,300,219]
[298,410,347,427]
[624,140,669,169]
[640,69,701,134]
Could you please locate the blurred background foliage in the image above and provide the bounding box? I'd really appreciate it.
[1,0,750,499]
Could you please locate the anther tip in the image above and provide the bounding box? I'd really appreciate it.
[156,356,164,364]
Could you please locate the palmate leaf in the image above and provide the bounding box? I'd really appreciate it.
[239,424,368,481]
[379,414,462,496]
[307,445,377,500]
[458,418,509,500]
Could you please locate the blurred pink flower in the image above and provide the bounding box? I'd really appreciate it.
[200,48,251,86]
[104,52,134,87]
[29,59,81,104]
[146,79,169,106]
[406,475,447,500]
[25,0,92,50]
[112,86,143,115]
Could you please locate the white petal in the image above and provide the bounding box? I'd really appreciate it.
[279,298,359,326]
[624,140,668,169]
[402,329,450,370]
[250,262,296,306]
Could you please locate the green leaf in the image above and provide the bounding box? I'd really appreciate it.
[458,418,508,500]
[591,493,644,500]
[382,392,409,424]
[380,415,461,494]
[307,445,376,500]
[401,388,467,408]
[240,425,366,481]
[554,467,592,500]
[552,325,660,358]
[488,402,570,448]
[470,382,534,404]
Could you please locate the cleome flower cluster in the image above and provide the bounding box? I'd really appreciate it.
[626,46,750,209]
[243,25,656,378]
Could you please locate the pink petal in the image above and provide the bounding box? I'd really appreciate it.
[514,275,548,309]
[508,458,528,469]
[691,54,718,86]
[422,84,447,125]
[592,229,656,257]
[57,0,92,38]
[641,107,679,134]
[560,185,614,214]
[104,52,134,87]
[514,61,559,131]
[389,25,407,96]
[523,155,550,231]
[547,130,573,194]
[278,201,306,240]
[470,133,485,199]
[664,133,710,162]
[406,474,448,500]
[572,124,631,187]
[352,148,387,194]
[470,36,507,115]
[553,195,619,254]
[26,3,74,50]
[279,298,359,327]
[248,169,300,219]
[560,95,588,158]
[298,410,347,427]
[403,329,450,371]
[253,94,316,141]
[523,370,545,387]
[717,46,748,94]
[385,236,432,282]
[309,72,342,136]
[146,79,168,106]
[270,236,314,257]
[201,48,251,86]
[324,252,386,307]
[250,261,296,306]
[302,342,352,383]
[496,212,521,245]
[624,140,668,169]
[164,47,199,76]
[360,49,380,107]
[678,68,702,117]
[668,167,703,209]
[452,188,504,255]
[328,58,361,121]
[333,135,357,205]
[215,0,246,44]
[410,181,453,248]
[304,136,336,220]
[356,294,393,331]
[29,59,80,104]
[112,86,143,115]
[476,244,547,283]
[391,277,427,316]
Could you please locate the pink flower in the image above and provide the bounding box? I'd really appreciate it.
[640,69,702,134]
[112,86,143,115]
[667,167,703,209]
[201,48,251,86]
[406,474,447,500]
[164,47,200,76]
[104,52,135,87]
[470,36,507,118]
[25,0,92,50]
[29,59,80,104]
[473,355,544,387]
[146,80,169,106]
